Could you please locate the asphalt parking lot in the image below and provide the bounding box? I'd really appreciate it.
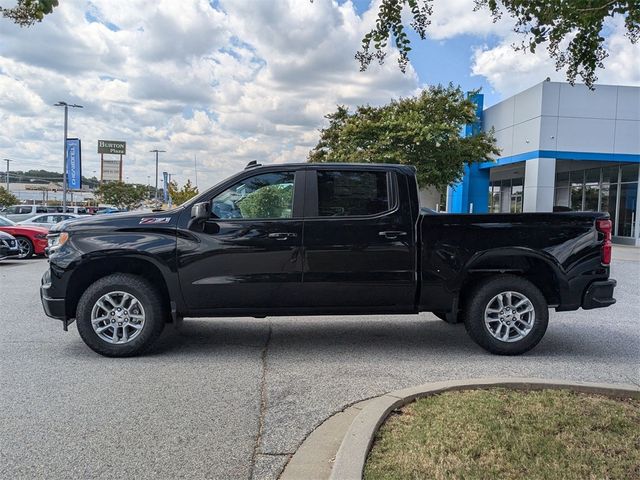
[1,254,638,480]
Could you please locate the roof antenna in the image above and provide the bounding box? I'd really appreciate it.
[245,160,261,170]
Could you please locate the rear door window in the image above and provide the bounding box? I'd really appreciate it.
[316,170,390,217]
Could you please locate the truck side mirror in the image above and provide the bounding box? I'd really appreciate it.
[189,202,210,229]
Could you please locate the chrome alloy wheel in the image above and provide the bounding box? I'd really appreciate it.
[484,291,535,343]
[91,291,146,344]
[16,238,31,258]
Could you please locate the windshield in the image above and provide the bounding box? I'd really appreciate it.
[0,215,17,226]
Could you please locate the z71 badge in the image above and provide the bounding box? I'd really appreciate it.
[139,217,171,224]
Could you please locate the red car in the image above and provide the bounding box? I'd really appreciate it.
[0,215,49,259]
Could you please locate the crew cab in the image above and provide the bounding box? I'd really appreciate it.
[41,163,616,357]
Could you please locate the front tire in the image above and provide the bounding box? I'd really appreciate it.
[76,274,166,357]
[464,275,548,355]
[16,237,34,259]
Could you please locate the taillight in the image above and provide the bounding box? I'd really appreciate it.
[596,218,612,265]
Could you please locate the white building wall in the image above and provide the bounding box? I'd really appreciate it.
[540,82,640,155]
[483,82,544,158]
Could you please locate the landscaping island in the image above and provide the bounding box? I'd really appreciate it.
[365,389,640,480]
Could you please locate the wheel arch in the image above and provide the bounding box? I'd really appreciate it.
[65,255,174,321]
[457,249,565,315]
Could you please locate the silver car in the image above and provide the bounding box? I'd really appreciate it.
[18,213,81,230]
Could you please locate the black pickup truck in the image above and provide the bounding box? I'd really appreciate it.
[41,162,616,357]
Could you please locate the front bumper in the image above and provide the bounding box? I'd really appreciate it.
[34,238,49,255]
[40,269,66,320]
[582,279,617,310]
[0,241,19,258]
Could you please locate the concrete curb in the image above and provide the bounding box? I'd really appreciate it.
[328,378,640,480]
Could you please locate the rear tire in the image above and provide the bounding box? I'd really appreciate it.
[76,274,166,357]
[464,275,548,355]
[16,237,34,259]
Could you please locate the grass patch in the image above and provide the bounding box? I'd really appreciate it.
[364,388,640,480]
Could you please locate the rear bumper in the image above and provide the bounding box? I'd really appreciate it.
[582,279,617,310]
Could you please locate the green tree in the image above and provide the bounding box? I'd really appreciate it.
[95,182,147,210]
[309,84,500,190]
[167,179,199,206]
[357,0,640,87]
[0,186,18,208]
[1,0,59,27]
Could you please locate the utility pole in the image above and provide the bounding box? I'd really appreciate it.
[3,158,11,191]
[54,101,83,212]
[167,173,174,208]
[149,149,166,206]
[194,154,198,189]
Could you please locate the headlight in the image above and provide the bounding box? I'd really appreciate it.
[48,232,69,249]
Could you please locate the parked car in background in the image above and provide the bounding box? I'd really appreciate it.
[2,205,50,222]
[50,206,90,215]
[95,207,121,215]
[0,231,20,260]
[18,213,81,230]
[0,215,48,259]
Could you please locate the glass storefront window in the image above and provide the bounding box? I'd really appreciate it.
[570,170,584,211]
[489,183,501,213]
[621,164,640,183]
[618,182,638,237]
[511,178,523,213]
[555,171,570,187]
[488,177,524,213]
[601,182,617,228]
[553,163,639,238]
[584,168,600,211]
[602,166,619,184]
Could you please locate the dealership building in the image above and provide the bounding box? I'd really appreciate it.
[447,80,640,245]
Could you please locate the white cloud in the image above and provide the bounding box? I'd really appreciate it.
[427,0,511,39]
[471,16,640,97]
[0,0,419,187]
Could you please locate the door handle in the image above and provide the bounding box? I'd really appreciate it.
[379,230,407,239]
[268,232,298,240]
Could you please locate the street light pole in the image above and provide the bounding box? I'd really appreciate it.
[149,149,165,205]
[167,173,173,208]
[3,158,12,191]
[54,101,83,211]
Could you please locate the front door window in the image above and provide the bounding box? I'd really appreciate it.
[211,172,294,220]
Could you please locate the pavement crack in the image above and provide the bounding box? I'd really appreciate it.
[249,321,272,480]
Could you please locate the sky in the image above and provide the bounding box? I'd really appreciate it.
[0,0,638,189]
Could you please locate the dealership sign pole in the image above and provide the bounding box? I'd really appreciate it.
[55,102,83,211]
